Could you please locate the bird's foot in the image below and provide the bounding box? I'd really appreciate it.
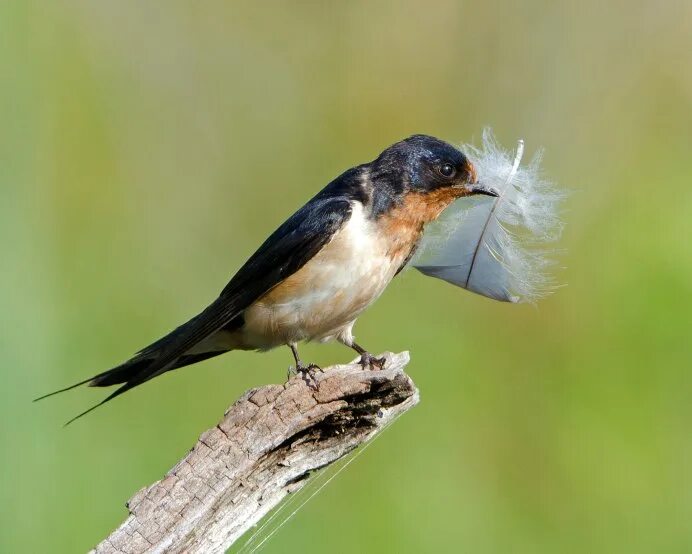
[358,352,386,371]
[288,362,323,390]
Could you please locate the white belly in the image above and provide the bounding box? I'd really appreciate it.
[238,202,402,350]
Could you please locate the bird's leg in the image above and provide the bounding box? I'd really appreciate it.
[287,343,321,390]
[350,342,386,370]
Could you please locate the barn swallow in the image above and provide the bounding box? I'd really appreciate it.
[36,135,497,424]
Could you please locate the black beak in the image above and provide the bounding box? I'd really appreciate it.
[465,183,499,197]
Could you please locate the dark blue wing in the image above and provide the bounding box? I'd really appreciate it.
[133,195,354,379]
[39,170,364,424]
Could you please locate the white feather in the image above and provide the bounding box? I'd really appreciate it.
[412,129,565,303]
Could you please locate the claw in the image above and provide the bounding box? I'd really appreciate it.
[288,363,321,390]
[359,353,386,371]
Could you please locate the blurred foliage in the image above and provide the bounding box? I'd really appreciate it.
[1,1,691,552]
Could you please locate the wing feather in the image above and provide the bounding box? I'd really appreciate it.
[37,195,353,422]
[131,196,354,381]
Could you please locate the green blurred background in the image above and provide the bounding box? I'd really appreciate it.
[2,1,691,552]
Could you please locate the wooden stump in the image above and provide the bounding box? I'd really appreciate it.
[93,351,418,554]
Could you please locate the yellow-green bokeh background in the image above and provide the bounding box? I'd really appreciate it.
[2,1,691,552]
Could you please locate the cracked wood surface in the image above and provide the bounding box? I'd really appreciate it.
[92,351,418,554]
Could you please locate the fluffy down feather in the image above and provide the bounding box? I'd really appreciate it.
[412,129,565,303]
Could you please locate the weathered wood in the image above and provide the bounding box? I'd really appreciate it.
[92,351,418,554]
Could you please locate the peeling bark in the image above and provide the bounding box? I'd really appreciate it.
[92,352,418,554]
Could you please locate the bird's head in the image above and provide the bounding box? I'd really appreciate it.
[370,134,498,201]
[363,134,498,223]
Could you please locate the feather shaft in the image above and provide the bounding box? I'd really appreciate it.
[465,139,525,288]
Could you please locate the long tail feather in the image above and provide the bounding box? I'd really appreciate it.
[33,357,153,402]
[63,380,142,426]
[33,376,96,402]
[36,296,246,424]
[37,350,228,424]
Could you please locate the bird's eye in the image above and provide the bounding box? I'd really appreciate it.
[439,163,456,178]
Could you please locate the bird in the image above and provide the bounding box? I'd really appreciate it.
[36,134,498,424]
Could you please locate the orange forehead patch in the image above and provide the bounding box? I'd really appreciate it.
[466,160,478,185]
